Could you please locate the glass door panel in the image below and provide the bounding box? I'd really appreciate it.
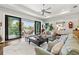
[21,19,34,36]
[5,15,21,40]
[35,21,41,34]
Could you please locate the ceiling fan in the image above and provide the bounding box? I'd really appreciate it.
[41,4,52,16]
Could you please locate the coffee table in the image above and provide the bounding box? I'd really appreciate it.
[28,35,48,46]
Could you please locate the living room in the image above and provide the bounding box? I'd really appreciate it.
[0,4,79,55]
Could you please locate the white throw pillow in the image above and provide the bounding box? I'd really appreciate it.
[51,42,64,55]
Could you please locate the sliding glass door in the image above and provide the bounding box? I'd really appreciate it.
[21,19,34,36]
[5,15,21,40]
[35,21,41,35]
[5,15,41,40]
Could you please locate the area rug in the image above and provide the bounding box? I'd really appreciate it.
[3,39,36,55]
[3,38,48,55]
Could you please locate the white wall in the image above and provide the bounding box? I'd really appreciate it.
[0,8,42,42]
[43,13,79,34]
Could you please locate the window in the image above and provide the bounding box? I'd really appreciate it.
[45,23,49,29]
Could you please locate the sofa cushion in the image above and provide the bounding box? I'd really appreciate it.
[47,35,68,51]
[48,39,60,51]
[51,41,64,55]
[58,35,68,43]
[60,34,79,55]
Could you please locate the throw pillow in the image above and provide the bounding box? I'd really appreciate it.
[51,42,64,55]
[48,39,60,51]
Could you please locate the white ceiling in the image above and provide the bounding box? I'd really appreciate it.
[0,4,79,19]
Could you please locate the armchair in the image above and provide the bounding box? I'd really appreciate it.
[35,47,52,55]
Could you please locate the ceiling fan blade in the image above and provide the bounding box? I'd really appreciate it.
[46,7,51,10]
[44,10,51,13]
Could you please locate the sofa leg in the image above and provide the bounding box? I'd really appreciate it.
[47,38,48,43]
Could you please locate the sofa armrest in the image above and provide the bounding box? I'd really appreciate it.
[48,41,58,51]
[67,49,79,55]
[35,47,53,55]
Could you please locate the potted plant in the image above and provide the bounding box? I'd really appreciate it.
[49,24,53,31]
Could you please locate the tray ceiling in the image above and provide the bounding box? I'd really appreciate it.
[0,4,79,19]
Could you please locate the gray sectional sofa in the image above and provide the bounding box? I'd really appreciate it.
[35,34,79,55]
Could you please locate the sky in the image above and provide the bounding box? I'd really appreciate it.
[22,19,34,27]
